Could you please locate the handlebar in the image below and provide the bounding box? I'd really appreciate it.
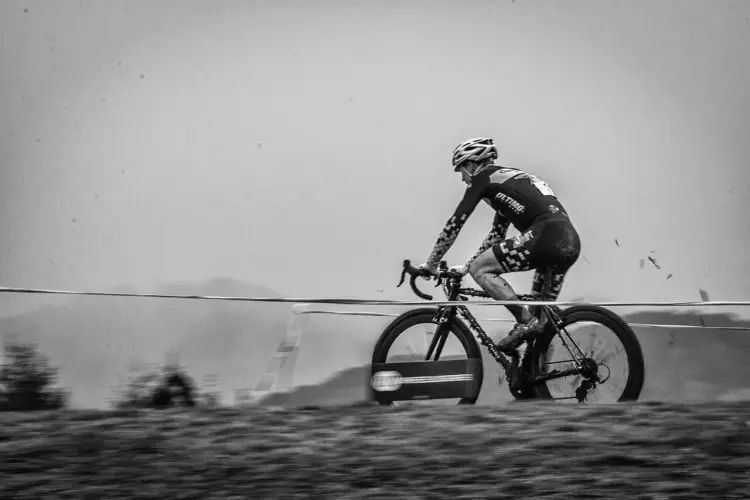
[397,259,465,300]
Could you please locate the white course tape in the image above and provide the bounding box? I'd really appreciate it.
[1,286,749,308]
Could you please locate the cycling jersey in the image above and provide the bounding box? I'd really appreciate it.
[461,166,569,232]
[426,166,573,268]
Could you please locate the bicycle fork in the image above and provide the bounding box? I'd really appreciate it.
[426,306,463,361]
[425,310,451,361]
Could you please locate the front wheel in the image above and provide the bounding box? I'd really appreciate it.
[371,308,484,406]
[529,305,645,403]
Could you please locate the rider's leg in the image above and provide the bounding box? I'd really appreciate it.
[493,220,581,354]
[530,268,546,298]
[494,268,568,354]
[468,246,533,325]
[536,220,581,305]
[528,267,550,318]
[540,268,568,302]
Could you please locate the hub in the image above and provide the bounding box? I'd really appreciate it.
[579,357,599,380]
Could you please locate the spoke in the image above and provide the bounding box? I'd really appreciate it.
[544,359,579,366]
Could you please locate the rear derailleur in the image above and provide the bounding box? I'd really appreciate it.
[574,358,601,403]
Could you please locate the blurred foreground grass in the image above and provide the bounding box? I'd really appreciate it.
[1,401,749,499]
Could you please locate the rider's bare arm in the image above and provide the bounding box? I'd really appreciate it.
[425,180,486,268]
[466,212,510,267]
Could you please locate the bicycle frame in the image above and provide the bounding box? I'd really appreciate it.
[426,277,513,371]
[400,260,595,389]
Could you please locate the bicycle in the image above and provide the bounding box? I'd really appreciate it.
[370,259,645,405]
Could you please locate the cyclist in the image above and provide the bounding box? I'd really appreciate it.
[418,137,581,355]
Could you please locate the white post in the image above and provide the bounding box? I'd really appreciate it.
[247,303,312,403]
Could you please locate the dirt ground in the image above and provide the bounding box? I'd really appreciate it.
[1,402,749,499]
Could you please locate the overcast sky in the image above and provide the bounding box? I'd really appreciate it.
[2,0,749,320]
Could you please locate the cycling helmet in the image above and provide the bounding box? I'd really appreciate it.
[452,137,498,171]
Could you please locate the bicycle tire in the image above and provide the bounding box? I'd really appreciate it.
[370,308,484,406]
[529,305,645,402]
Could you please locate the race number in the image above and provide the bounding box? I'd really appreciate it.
[530,175,555,197]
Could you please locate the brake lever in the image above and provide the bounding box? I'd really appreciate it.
[434,260,449,287]
[434,274,443,288]
[397,259,410,287]
[397,269,407,288]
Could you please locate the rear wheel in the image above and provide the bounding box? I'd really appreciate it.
[529,306,645,403]
[371,308,484,406]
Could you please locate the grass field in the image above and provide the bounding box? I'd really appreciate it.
[2,401,749,499]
